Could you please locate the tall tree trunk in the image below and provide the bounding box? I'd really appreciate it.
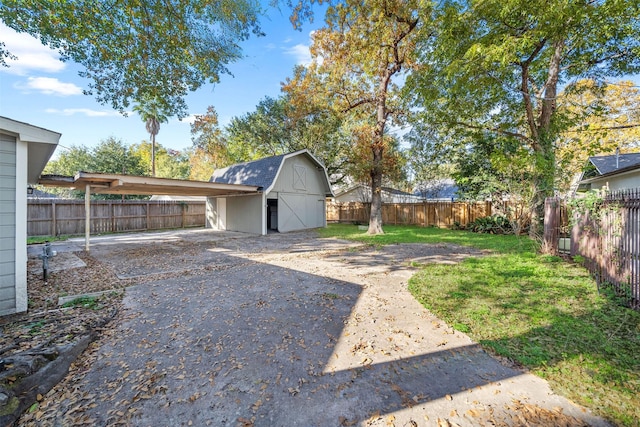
[151,133,156,177]
[528,41,564,239]
[368,145,384,234]
[529,143,555,240]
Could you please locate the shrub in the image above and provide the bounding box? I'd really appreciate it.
[466,215,513,234]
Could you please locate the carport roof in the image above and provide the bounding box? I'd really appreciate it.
[39,172,261,196]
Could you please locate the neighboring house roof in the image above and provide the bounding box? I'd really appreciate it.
[380,186,415,197]
[414,179,459,200]
[334,184,424,203]
[210,149,334,196]
[28,188,58,199]
[577,152,640,189]
[588,153,640,176]
[335,184,414,198]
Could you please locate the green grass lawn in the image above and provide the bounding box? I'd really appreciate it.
[27,235,71,245]
[319,224,640,426]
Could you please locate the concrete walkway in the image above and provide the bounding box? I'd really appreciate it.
[27,229,609,426]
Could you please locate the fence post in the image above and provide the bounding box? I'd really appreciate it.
[146,201,150,231]
[51,201,57,236]
[543,197,560,255]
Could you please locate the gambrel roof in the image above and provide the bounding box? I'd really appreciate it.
[210,149,334,196]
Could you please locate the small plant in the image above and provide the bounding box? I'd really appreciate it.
[572,255,585,265]
[27,320,46,335]
[466,215,513,234]
[61,296,100,309]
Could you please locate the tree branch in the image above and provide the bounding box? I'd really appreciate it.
[451,120,534,144]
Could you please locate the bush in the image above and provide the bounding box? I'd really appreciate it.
[466,215,513,234]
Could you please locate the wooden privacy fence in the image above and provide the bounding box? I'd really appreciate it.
[326,201,492,228]
[27,199,206,237]
[568,190,640,309]
[543,197,571,253]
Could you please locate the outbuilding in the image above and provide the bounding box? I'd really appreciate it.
[206,150,334,234]
[1,117,60,315]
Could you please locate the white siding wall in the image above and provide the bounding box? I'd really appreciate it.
[590,173,640,192]
[0,134,17,314]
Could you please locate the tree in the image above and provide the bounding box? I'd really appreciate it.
[130,141,190,179]
[190,106,231,170]
[284,0,428,234]
[0,0,264,118]
[187,147,220,181]
[133,97,168,176]
[224,96,354,185]
[44,137,148,199]
[556,79,640,193]
[408,0,640,238]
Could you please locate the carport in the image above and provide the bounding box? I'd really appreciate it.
[38,172,260,251]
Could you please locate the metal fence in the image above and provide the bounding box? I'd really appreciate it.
[326,201,493,228]
[27,199,206,237]
[569,190,640,309]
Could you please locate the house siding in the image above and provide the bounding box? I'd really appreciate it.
[590,173,640,192]
[0,134,17,315]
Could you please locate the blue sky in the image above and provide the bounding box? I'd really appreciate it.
[0,6,323,156]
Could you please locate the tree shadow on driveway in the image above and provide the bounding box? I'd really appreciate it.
[26,231,608,426]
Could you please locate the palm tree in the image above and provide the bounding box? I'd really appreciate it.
[133,97,168,176]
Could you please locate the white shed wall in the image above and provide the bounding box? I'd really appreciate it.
[225,194,264,235]
[268,155,327,233]
[206,197,227,230]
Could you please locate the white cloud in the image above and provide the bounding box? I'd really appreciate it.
[17,77,82,96]
[283,44,312,66]
[0,23,64,75]
[44,108,119,117]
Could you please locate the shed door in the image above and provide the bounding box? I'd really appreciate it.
[278,194,307,233]
[278,194,325,232]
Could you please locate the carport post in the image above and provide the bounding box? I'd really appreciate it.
[85,184,90,252]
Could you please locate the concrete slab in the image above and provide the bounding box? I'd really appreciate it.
[22,230,611,426]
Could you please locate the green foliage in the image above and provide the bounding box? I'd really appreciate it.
[223,95,354,186]
[465,215,513,235]
[567,190,605,219]
[0,0,265,118]
[43,137,190,198]
[61,296,99,310]
[319,224,536,254]
[407,0,640,236]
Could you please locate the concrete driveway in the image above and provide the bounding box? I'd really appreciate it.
[25,229,609,426]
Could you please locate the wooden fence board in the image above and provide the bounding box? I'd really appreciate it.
[27,200,206,237]
[326,201,493,228]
